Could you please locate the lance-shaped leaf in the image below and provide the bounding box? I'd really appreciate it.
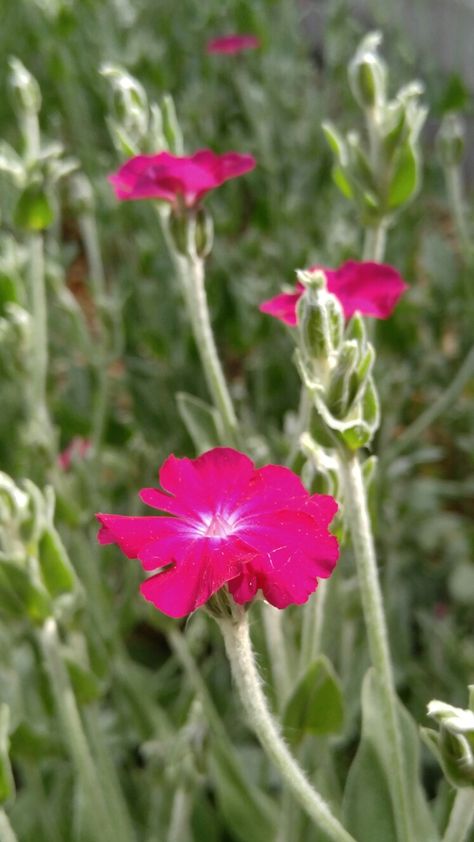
[283,656,344,744]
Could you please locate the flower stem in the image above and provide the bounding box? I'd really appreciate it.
[362,219,387,262]
[0,809,18,842]
[28,232,49,420]
[38,618,119,842]
[445,163,472,263]
[338,451,414,842]
[166,786,191,842]
[442,789,474,842]
[181,253,239,445]
[218,611,356,842]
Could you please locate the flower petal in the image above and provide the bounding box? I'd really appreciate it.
[96,513,185,559]
[140,537,244,618]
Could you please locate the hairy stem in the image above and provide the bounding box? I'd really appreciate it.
[443,789,474,842]
[218,612,356,842]
[0,809,18,842]
[38,618,119,842]
[338,452,414,842]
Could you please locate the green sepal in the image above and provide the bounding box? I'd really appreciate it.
[38,528,76,598]
[14,183,54,231]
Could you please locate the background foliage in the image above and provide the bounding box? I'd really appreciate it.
[0,0,472,839]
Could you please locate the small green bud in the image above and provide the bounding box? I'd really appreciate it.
[327,340,359,418]
[423,694,474,788]
[349,32,386,110]
[437,113,465,168]
[8,58,41,115]
[195,207,214,258]
[296,269,344,363]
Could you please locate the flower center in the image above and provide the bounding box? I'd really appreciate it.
[198,512,236,538]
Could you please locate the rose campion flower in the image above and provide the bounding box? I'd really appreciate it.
[109,150,256,208]
[97,447,339,618]
[206,34,261,55]
[260,260,408,325]
[59,437,91,471]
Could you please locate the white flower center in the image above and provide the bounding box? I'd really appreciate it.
[196,511,237,538]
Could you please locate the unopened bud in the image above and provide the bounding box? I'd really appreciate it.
[8,58,41,115]
[423,694,474,788]
[327,340,359,418]
[349,32,386,109]
[297,269,344,362]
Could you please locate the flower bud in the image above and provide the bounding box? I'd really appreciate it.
[327,340,359,418]
[437,113,465,168]
[14,182,54,231]
[296,269,344,363]
[423,693,474,788]
[8,58,41,115]
[349,32,386,110]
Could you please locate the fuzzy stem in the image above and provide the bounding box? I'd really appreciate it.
[38,618,118,842]
[362,219,387,262]
[338,452,414,842]
[218,612,356,842]
[445,164,472,263]
[181,254,239,445]
[28,233,48,415]
[442,789,474,842]
[0,809,18,842]
[166,786,191,842]
[158,211,238,445]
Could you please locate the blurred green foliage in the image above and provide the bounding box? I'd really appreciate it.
[0,0,472,839]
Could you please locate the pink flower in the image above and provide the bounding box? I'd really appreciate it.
[206,34,261,55]
[109,150,256,208]
[59,437,92,471]
[97,447,338,619]
[260,260,408,325]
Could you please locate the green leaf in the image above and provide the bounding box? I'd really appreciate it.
[14,184,54,231]
[208,741,277,842]
[283,656,344,744]
[10,720,62,760]
[0,706,14,805]
[332,166,353,199]
[65,657,103,705]
[343,669,440,842]
[387,142,419,209]
[0,561,51,623]
[38,528,76,598]
[322,121,346,160]
[176,392,223,453]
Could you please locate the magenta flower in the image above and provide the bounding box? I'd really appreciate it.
[59,437,91,471]
[109,150,256,208]
[260,260,408,325]
[97,447,339,619]
[206,34,261,55]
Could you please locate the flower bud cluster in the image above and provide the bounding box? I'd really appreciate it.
[323,32,427,225]
[296,269,379,451]
[422,689,474,788]
[101,63,183,158]
[0,473,78,625]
